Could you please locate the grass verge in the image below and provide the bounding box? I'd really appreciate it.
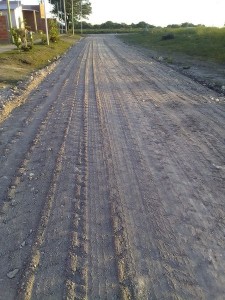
[0,34,80,88]
[119,27,225,63]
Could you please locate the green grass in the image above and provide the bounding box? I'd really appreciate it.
[0,34,80,87]
[119,27,225,63]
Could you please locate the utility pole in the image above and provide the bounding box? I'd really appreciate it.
[44,0,50,45]
[59,0,62,33]
[71,0,74,35]
[80,0,82,35]
[57,2,60,34]
[63,0,67,33]
[6,0,13,43]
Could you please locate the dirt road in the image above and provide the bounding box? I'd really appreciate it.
[0,35,225,299]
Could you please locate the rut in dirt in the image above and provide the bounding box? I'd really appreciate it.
[0,35,225,299]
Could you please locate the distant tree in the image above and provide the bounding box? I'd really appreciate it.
[135,21,149,28]
[73,20,155,31]
[51,0,92,30]
[100,21,122,29]
[167,24,180,28]
[75,21,93,29]
[167,23,205,28]
[121,22,130,28]
[131,21,155,29]
[93,24,101,29]
[82,21,93,29]
[181,22,195,27]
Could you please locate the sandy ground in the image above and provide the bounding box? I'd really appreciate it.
[123,41,225,94]
[0,35,225,299]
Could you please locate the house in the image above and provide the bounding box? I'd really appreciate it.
[0,1,52,42]
[0,0,24,42]
[0,1,24,28]
[0,14,9,42]
[22,4,46,33]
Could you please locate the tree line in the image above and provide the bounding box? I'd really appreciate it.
[73,21,205,30]
[74,21,155,30]
[50,1,205,31]
[166,22,205,28]
[50,1,155,31]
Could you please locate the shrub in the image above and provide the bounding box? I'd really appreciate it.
[41,34,48,45]
[161,33,175,41]
[48,19,59,43]
[21,44,33,51]
[11,28,23,49]
[11,28,33,51]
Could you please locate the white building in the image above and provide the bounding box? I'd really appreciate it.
[0,0,25,29]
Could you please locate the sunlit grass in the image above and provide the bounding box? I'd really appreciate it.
[0,34,80,87]
[119,27,225,63]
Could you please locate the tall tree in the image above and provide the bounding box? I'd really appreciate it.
[51,0,92,30]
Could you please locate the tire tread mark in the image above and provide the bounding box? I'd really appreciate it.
[97,38,204,299]
[92,41,136,300]
[16,43,90,300]
[0,42,88,213]
[16,89,77,300]
[103,59,204,298]
[104,38,225,163]
[64,43,90,300]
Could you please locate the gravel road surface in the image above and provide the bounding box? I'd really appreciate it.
[0,35,225,299]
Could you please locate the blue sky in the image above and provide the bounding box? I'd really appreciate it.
[21,0,225,27]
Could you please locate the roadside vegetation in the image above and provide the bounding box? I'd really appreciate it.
[0,34,80,88]
[0,19,151,88]
[1,19,225,89]
[74,21,153,34]
[119,25,225,63]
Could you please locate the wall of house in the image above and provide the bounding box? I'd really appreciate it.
[1,7,24,29]
[13,6,24,28]
[0,15,9,42]
[36,12,46,33]
[23,10,36,31]
[23,10,46,33]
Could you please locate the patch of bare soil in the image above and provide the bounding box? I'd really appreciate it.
[165,54,225,94]
[126,42,225,94]
[0,35,225,299]
[0,61,59,123]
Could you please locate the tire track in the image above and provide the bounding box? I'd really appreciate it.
[0,42,89,300]
[63,42,90,300]
[105,67,203,298]
[0,40,85,149]
[15,43,91,300]
[113,43,225,296]
[103,38,225,164]
[110,40,225,197]
[0,41,87,212]
[92,40,136,299]
[94,36,204,298]
[85,41,120,299]
[102,37,225,202]
[98,35,225,298]
[21,42,92,300]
